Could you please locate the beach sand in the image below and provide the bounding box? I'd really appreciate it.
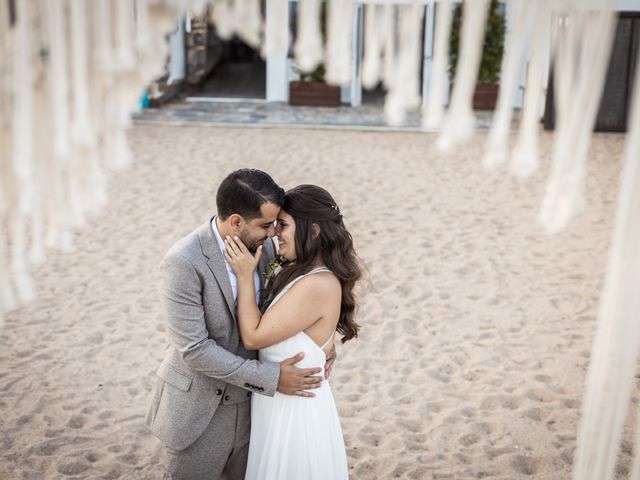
[0,125,634,479]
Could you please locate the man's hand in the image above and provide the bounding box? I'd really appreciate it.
[277,353,323,398]
[324,344,337,380]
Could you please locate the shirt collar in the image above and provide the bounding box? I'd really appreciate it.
[211,216,227,255]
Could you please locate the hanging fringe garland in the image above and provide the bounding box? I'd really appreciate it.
[384,2,424,127]
[509,2,550,179]
[539,1,617,234]
[361,4,384,90]
[482,0,533,170]
[422,0,452,131]
[263,0,288,58]
[2,5,640,480]
[325,0,354,85]
[0,0,200,324]
[294,0,324,74]
[572,48,640,480]
[437,0,490,151]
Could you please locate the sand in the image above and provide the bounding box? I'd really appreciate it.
[0,124,634,479]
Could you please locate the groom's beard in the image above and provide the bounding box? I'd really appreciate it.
[239,230,265,254]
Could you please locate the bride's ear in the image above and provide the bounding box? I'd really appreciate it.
[311,223,321,239]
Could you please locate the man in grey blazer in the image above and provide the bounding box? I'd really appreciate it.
[146,169,328,479]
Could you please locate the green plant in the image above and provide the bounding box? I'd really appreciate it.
[299,64,326,83]
[449,0,506,84]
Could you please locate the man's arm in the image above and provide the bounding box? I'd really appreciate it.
[161,253,280,395]
[161,253,323,397]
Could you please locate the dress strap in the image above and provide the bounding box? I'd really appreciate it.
[307,267,332,275]
[320,330,336,350]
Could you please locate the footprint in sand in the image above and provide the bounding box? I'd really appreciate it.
[459,433,480,447]
[480,394,513,410]
[525,388,554,403]
[116,452,140,466]
[560,447,575,465]
[563,398,580,409]
[509,454,540,476]
[84,451,103,463]
[426,369,451,384]
[485,446,513,460]
[522,407,549,422]
[66,414,86,429]
[29,439,64,457]
[471,422,497,435]
[56,460,90,476]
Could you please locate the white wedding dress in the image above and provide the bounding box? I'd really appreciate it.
[244,268,349,480]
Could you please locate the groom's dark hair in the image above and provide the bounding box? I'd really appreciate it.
[216,169,284,220]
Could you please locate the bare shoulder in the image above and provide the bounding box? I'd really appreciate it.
[290,271,341,300]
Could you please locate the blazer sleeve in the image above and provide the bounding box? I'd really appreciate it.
[160,252,280,396]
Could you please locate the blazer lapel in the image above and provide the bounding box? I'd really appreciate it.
[198,219,236,321]
[257,237,275,311]
[257,239,271,291]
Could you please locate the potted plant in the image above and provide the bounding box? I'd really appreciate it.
[449,0,506,110]
[288,4,341,107]
[289,63,341,107]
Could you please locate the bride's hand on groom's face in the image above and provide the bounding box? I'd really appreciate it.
[224,236,262,277]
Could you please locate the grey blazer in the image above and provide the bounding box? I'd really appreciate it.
[145,218,280,451]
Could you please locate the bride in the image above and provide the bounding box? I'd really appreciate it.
[224,184,362,480]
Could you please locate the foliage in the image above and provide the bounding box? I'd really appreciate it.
[449,0,506,85]
[299,64,327,84]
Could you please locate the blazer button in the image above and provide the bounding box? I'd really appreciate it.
[244,383,250,388]
[259,387,264,392]
[215,389,222,395]
[224,395,230,401]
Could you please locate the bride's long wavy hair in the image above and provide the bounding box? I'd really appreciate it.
[264,185,363,343]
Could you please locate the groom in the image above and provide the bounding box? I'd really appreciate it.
[146,169,334,479]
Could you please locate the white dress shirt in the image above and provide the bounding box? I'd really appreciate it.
[212,217,261,305]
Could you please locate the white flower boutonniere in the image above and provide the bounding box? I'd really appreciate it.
[264,255,286,287]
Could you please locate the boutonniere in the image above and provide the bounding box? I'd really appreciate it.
[264,255,286,286]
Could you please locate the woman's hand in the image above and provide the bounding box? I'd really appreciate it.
[224,236,262,278]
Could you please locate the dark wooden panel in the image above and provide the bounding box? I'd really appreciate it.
[629,18,639,111]
[595,17,632,131]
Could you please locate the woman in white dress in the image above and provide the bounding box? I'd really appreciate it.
[224,184,363,480]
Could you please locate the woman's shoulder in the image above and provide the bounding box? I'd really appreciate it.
[290,269,341,297]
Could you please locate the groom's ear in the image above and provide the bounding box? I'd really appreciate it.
[229,214,244,232]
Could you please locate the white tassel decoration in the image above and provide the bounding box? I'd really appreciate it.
[381,5,396,91]
[235,0,262,49]
[263,0,289,58]
[483,0,533,170]
[325,0,353,85]
[539,2,617,233]
[571,46,640,480]
[294,0,324,73]
[10,0,36,303]
[361,5,384,90]
[422,0,453,131]
[437,0,490,151]
[385,3,424,127]
[211,0,236,41]
[510,3,550,179]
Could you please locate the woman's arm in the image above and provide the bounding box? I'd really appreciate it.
[225,236,340,349]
